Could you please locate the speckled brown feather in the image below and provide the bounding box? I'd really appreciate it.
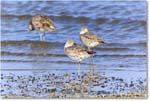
[29,14,55,32]
[65,44,95,62]
[80,32,104,48]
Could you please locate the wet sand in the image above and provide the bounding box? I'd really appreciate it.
[1,71,147,98]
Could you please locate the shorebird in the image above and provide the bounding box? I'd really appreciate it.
[64,39,95,78]
[80,26,104,72]
[80,26,104,51]
[28,14,56,41]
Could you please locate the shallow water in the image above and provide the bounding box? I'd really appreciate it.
[1,1,147,98]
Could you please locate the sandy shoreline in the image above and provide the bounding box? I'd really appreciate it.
[1,71,147,98]
[1,93,147,99]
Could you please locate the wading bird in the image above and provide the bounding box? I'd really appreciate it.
[64,39,95,78]
[28,14,56,41]
[80,26,104,64]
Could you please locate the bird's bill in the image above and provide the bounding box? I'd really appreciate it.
[50,25,56,31]
[28,21,34,31]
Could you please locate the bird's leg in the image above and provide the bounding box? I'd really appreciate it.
[42,32,45,41]
[78,62,83,96]
[39,32,45,41]
[91,48,95,72]
[91,48,94,64]
[88,47,92,73]
[88,47,91,51]
[87,47,92,74]
[88,47,94,65]
[88,47,95,76]
[39,32,43,41]
[78,62,81,80]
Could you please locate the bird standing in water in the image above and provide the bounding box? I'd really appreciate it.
[80,26,104,72]
[28,14,56,41]
[64,39,95,78]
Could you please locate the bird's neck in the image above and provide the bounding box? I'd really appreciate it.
[64,44,72,48]
[80,30,88,35]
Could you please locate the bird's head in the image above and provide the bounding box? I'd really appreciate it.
[80,26,88,34]
[28,21,34,31]
[64,38,74,48]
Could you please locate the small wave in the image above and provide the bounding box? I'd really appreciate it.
[1,51,146,58]
[111,19,120,24]
[96,47,129,51]
[1,40,63,47]
[95,54,146,58]
[108,18,146,26]
[1,14,90,23]
[1,14,146,25]
[1,14,106,24]
[137,20,146,26]
[1,14,32,19]
[1,51,65,57]
[106,42,147,47]
[1,40,146,47]
[94,18,107,24]
[58,15,90,23]
[1,60,73,64]
[1,59,90,65]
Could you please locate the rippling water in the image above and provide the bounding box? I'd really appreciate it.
[1,1,147,98]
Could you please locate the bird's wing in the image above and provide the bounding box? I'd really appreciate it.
[70,45,94,55]
[41,16,54,24]
[82,32,103,42]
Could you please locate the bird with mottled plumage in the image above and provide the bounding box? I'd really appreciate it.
[80,26,104,50]
[64,39,95,77]
[28,14,56,41]
[80,26,104,72]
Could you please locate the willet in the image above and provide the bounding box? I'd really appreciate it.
[64,39,95,78]
[28,14,56,41]
[80,26,104,50]
[80,26,104,73]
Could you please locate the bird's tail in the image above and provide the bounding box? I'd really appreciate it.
[87,51,96,55]
[99,40,104,44]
